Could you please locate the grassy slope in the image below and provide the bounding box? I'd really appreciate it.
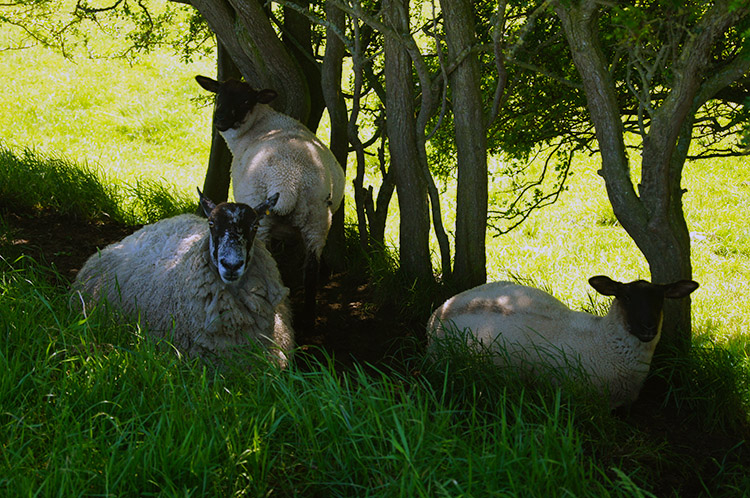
[484,153,750,347]
[1,31,749,496]
[0,36,214,194]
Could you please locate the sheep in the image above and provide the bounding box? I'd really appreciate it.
[195,75,346,328]
[427,276,699,408]
[72,189,294,366]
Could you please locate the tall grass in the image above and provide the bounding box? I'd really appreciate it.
[1,256,660,496]
[3,253,747,496]
[0,145,195,224]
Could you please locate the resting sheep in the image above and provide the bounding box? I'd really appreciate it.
[72,189,294,365]
[427,276,699,408]
[195,75,346,328]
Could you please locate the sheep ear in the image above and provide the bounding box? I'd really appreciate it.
[257,89,278,104]
[588,275,621,296]
[663,280,699,299]
[196,75,221,93]
[197,187,216,218]
[254,192,280,217]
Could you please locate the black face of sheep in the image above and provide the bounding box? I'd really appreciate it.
[588,276,700,342]
[195,75,278,132]
[198,188,280,284]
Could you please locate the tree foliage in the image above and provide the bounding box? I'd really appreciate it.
[1,0,210,61]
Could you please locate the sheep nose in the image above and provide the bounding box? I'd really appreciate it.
[220,259,244,273]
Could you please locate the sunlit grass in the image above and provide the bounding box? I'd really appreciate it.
[482,151,750,347]
[0,145,195,224]
[2,30,748,345]
[3,35,749,346]
[0,31,214,196]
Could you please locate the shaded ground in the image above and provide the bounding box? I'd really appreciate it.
[2,209,748,497]
[0,209,422,368]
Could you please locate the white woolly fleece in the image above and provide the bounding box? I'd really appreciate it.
[427,281,659,408]
[221,104,345,258]
[73,214,294,365]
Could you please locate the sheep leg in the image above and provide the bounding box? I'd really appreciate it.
[300,251,319,330]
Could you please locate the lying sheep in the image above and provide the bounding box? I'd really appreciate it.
[195,75,346,328]
[72,189,294,365]
[427,276,699,407]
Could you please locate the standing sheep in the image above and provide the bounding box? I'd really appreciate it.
[195,75,346,328]
[427,276,699,408]
[72,189,294,365]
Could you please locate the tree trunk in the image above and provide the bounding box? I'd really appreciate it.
[200,41,242,207]
[188,0,265,86]
[441,0,487,291]
[367,136,395,248]
[281,0,325,131]
[226,0,309,120]
[384,0,433,282]
[189,0,310,121]
[320,2,348,272]
[638,117,695,355]
[554,1,694,353]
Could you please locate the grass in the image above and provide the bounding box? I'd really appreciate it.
[2,254,747,495]
[482,151,750,348]
[0,145,195,224]
[0,17,214,196]
[1,28,750,497]
[0,257,662,496]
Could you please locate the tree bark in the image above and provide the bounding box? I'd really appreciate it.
[554,0,750,355]
[350,21,371,252]
[200,41,242,207]
[189,0,310,121]
[281,0,325,131]
[554,1,695,352]
[320,1,348,272]
[188,0,265,86]
[441,0,487,291]
[383,0,433,282]
[367,134,395,248]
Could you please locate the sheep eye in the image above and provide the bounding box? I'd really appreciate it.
[208,221,215,228]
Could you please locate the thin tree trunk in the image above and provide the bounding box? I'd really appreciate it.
[384,0,433,282]
[441,0,487,291]
[350,21,370,252]
[367,133,395,248]
[320,2,348,272]
[200,41,242,206]
[282,0,325,131]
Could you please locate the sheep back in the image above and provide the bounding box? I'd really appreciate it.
[428,281,655,406]
[225,107,345,257]
[73,214,293,364]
